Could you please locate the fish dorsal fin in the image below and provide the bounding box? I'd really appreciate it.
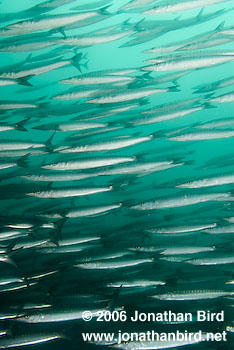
[215,20,225,32]
[197,8,204,19]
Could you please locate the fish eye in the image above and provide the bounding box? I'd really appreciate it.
[36,190,41,194]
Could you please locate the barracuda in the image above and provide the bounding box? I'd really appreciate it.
[0,54,82,79]
[149,223,217,233]
[52,89,102,100]
[88,88,169,104]
[0,141,45,151]
[20,172,95,182]
[143,0,231,14]
[33,121,108,131]
[56,135,153,153]
[60,74,135,85]
[0,102,37,110]
[0,12,99,36]
[177,174,234,188]
[168,130,234,141]
[0,333,65,347]
[151,290,234,300]
[57,30,133,47]
[187,256,234,265]
[75,257,154,269]
[132,106,203,125]
[106,280,165,288]
[143,54,234,71]
[42,157,135,170]
[131,193,230,210]
[38,243,101,254]
[96,161,182,176]
[66,203,122,218]
[18,308,106,323]
[159,246,215,255]
[26,186,112,198]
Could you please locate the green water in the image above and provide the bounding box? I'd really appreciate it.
[0,0,234,349]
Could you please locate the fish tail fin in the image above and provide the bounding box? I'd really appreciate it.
[45,132,56,152]
[122,17,131,28]
[50,217,67,245]
[168,85,181,92]
[215,20,225,32]
[98,5,112,15]
[106,285,122,311]
[57,27,67,37]
[54,217,67,232]
[49,229,61,246]
[15,117,30,131]
[134,18,145,31]
[17,75,34,87]
[17,153,30,168]
[81,60,89,70]
[71,52,84,72]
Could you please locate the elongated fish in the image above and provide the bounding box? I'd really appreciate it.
[18,308,106,323]
[88,88,170,104]
[187,255,234,265]
[0,54,82,79]
[0,12,100,36]
[143,0,231,14]
[177,174,234,188]
[20,172,95,182]
[96,161,182,176]
[168,130,234,141]
[55,135,153,153]
[26,186,112,198]
[33,121,108,131]
[132,106,203,125]
[149,223,217,233]
[131,192,230,210]
[151,290,233,300]
[75,257,153,269]
[57,30,133,47]
[52,89,102,100]
[143,52,234,71]
[0,333,64,348]
[42,157,135,170]
[60,74,135,85]
[66,203,122,218]
[0,140,45,151]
